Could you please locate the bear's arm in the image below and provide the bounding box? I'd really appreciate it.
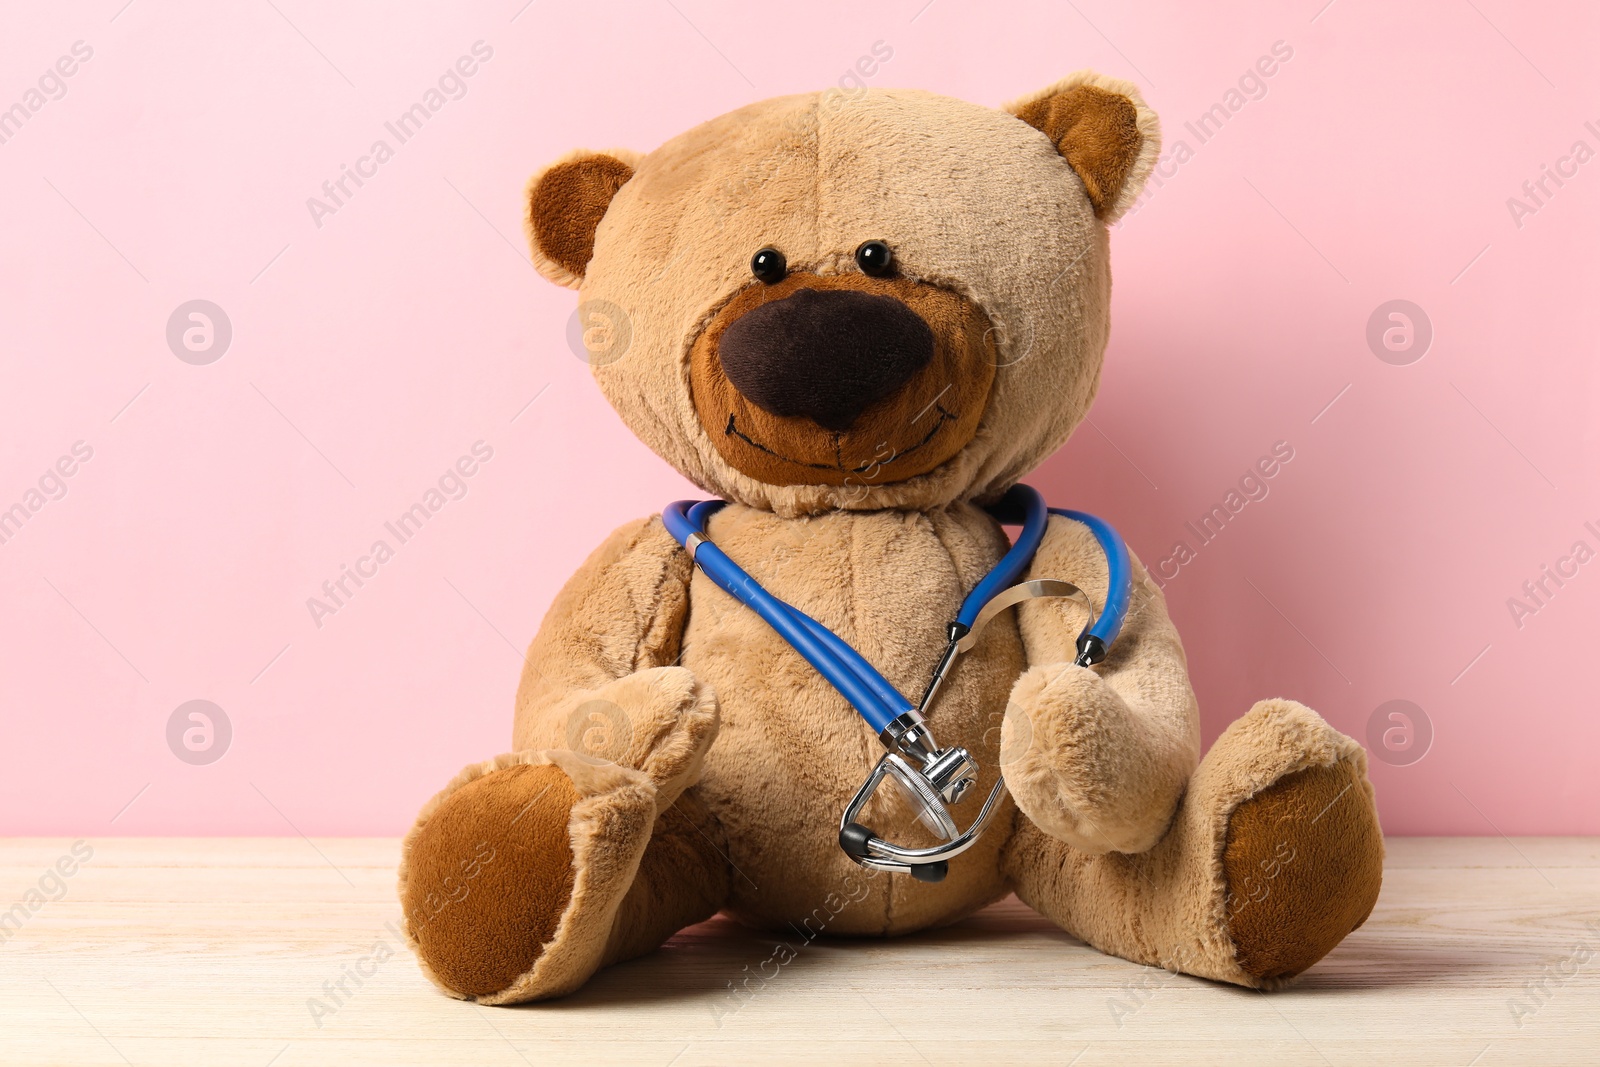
[509,517,714,796]
[1003,514,1202,855]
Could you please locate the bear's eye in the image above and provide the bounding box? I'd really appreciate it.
[751,247,787,284]
[855,240,894,277]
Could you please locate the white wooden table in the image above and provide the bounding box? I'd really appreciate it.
[1,837,1595,1065]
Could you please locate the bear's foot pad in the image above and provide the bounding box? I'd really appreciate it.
[402,763,580,998]
[1221,759,1384,982]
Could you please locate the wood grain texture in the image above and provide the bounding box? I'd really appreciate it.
[1,837,1595,1066]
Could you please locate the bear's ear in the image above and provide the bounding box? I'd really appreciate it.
[524,148,643,288]
[1004,72,1160,223]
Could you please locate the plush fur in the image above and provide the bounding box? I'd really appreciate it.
[398,73,1384,1004]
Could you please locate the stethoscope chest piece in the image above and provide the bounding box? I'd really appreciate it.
[837,746,1008,883]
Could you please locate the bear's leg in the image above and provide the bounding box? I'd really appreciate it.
[1002,699,1384,988]
[399,753,730,1003]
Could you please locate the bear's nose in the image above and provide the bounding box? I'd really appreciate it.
[717,288,934,432]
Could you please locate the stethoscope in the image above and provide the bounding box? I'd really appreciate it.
[664,484,1132,883]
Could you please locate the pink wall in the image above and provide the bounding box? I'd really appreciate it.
[1,1,1595,837]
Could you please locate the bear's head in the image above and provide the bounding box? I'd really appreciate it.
[526,72,1158,516]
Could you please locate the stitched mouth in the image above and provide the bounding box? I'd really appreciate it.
[724,405,957,475]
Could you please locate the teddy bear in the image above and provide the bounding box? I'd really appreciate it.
[396,70,1384,1004]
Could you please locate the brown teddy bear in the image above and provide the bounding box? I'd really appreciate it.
[397,71,1384,1004]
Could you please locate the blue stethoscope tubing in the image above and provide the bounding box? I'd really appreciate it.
[662,484,1132,735]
